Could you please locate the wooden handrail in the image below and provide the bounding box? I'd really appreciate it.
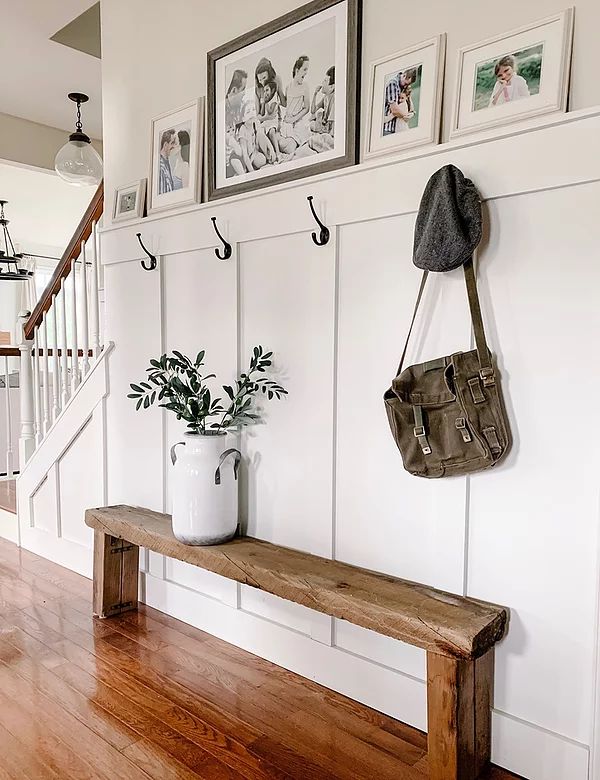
[24,181,104,342]
[0,347,21,357]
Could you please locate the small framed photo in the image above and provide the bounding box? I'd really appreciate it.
[451,9,574,137]
[113,179,146,223]
[364,35,446,160]
[207,0,361,201]
[148,99,204,214]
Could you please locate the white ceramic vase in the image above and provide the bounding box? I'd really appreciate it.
[170,431,241,546]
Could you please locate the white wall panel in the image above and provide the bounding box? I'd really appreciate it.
[336,216,470,593]
[239,232,336,557]
[58,413,102,548]
[162,247,239,604]
[30,470,57,534]
[468,183,600,744]
[105,260,163,511]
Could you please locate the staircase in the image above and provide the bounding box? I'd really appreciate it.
[0,182,108,560]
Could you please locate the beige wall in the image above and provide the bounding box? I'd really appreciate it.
[0,113,102,172]
[101,0,598,201]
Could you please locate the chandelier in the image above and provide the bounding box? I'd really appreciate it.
[0,200,34,282]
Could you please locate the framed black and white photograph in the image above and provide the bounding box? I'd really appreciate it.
[207,0,361,201]
[364,35,445,160]
[451,9,574,137]
[113,179,147,223]
[148,99,204,214]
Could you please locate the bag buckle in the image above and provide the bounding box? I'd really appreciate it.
[480,367,496,387]
[455,417,472,443]
[413,426,426,438]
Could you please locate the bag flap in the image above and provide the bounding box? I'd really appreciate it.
[391,355,458,406]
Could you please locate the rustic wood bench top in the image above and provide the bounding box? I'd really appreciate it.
[85,504,507,660]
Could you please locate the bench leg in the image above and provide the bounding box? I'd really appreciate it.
[92,530,139,619]
[426,649,494,780]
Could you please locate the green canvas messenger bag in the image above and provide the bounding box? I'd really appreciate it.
[384,165,511,478]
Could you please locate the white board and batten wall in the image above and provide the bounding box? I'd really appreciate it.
[95,109,600,780]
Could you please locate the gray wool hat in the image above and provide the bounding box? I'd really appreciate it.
[413,165,482,273]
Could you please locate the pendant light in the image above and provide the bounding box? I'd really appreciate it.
[0,201,34,282]
[54,93,103,186]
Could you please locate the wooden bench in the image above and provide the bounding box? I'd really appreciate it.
[85,505,508,780]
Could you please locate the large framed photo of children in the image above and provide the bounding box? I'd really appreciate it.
[451,9,574,137]
[364,35,446,160]
[207,0,361,201]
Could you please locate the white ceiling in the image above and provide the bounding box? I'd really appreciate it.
[0,1,102,139]
[0,161,92,256]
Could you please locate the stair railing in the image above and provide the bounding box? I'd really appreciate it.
[4,181,105,471]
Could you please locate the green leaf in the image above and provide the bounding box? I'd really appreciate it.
[136,398,143,411]
[127,393,140,399]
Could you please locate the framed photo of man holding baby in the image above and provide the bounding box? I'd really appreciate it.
[207,0,360,200]
[364,35,446,160]
[451,9,574,137]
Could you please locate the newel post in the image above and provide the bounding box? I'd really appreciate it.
[18,310,35,465]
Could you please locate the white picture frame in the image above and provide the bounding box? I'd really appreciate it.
[113,179,146,223]
[148,98,204,214]
[364,34,446,160]
[451,9,574,138]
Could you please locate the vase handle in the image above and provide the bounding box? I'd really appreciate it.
[215,448,241,485]
[170,441,185,465]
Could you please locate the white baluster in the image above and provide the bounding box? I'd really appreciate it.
[41,311,51,434]
[17,311,35,465]
[33,329,42,446]
[89,221,101,358]
[80,240,90,377]
[59,280,69,407]
[4,356,13,477]
[70,264,79,394]
[50,297,61,420]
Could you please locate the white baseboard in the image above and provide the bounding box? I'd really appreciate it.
[492,710,589,780]
[0,507,19,544]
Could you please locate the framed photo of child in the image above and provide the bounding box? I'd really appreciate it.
[451,9,574,137]
[148,99,204,214]
[207,0,361,201]
[364,35,446,160]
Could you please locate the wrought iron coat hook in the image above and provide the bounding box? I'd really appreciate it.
[307,195,330,246]
[136,232,157,271]
[211,217,232,260]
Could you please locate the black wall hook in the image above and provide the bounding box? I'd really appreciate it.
[136,232,157,271]
[307,196,330,246]
[211,217,232,260]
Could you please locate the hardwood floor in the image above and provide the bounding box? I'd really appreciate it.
[0,479,16,514]
[0,537,523,780]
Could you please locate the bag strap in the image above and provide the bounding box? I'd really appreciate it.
[463,258,495,385]
[396,259,495,385]
[396,270,429,375]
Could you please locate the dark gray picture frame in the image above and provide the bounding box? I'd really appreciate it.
[207,0,361,201]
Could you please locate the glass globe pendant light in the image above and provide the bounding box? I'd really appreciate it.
[54,93,103,186]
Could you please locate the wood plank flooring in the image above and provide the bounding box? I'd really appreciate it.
[0,479,16,514]
[0,536,523,780]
